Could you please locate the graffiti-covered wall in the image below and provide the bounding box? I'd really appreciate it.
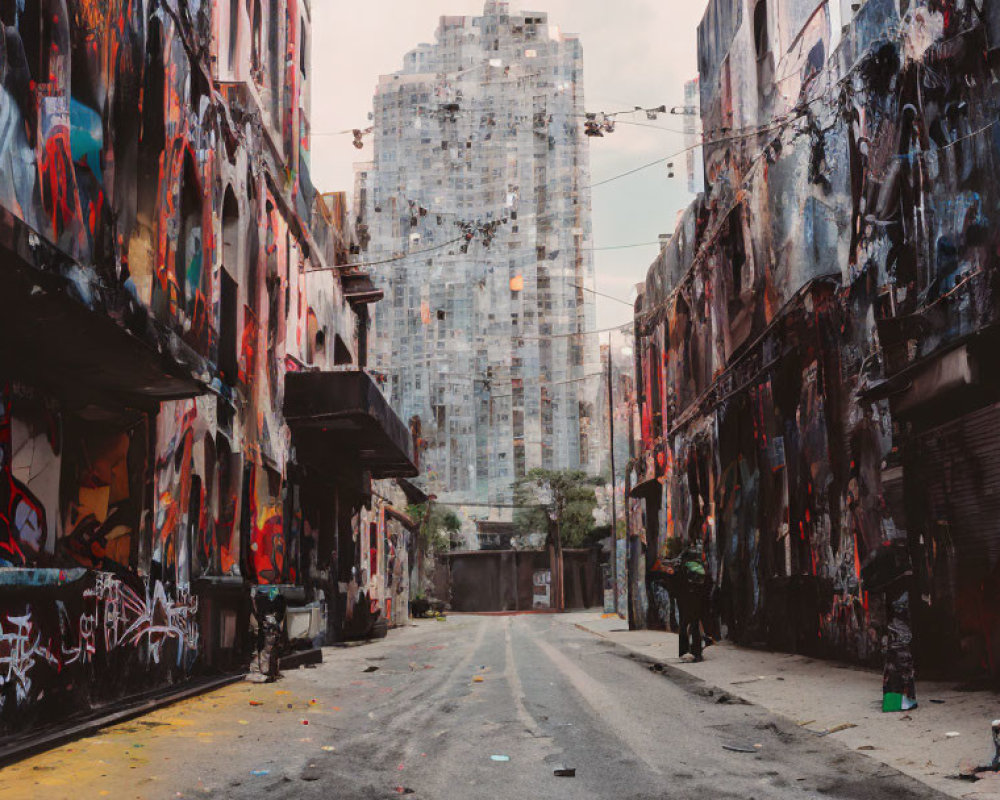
[634,0,1000,678]
[0,0,382,740]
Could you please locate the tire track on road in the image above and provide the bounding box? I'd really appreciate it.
[516,617,665,776]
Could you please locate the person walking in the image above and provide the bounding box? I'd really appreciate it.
[677,540,708,662]
[247,585,286,683]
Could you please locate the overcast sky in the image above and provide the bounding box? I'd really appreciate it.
[311,0,708,329]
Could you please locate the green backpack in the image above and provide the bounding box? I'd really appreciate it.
[683,558,706,584]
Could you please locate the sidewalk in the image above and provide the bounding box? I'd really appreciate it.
[563,611,1000,800]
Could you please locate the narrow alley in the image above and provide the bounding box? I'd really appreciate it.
[5,0,1000,796]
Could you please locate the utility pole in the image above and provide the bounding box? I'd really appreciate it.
[546,505,565,612]
[607,333,619,617]
[627,331,638,629]
[555,513,565,612]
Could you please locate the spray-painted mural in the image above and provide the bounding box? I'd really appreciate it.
[0,569,198,723]
[633,0,1000,679]
[0,0,416,743]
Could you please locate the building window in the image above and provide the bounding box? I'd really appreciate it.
[138,19,165,219]
[19,1,61,87]
[178,154,203,309]
[220,270,238,383]
[229,0,240,70]
[220,188,240,383]
[753,0,768,60]
[251,0,262,74]
[300,18,307,77]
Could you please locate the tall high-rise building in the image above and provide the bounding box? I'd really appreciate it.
[359,1,599,510]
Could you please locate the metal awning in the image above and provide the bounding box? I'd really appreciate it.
[858,341,975,412]
[629,476,662,498]
[396,478,429,504]
[0,208,210,405]
[283,370,417,478]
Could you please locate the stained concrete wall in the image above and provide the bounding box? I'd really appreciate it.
[446,548,601,612]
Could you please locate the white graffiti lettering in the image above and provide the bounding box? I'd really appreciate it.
[0,574,199,707]
[0,610,60,704]
[58,601,97,667]
[87,573,199,665]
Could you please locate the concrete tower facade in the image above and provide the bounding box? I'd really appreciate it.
[361,2,599,509]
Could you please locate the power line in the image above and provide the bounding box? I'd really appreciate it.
[306,235,466,272]
[590,152,679,188]
[589,240,661,251]
[571,283,633,306]
[309,225,660,274]
[307,215,509,272]
[407,321,633,347]
[486,371,604,399]
[588,94,827,189]
[346,99,828,315]
[369,323,633,370]
[632,99,838,324]
[509,321,632,341]
[630,41,880,320]
[312,102,684,144]
[365,188,516,225]
[612,119,689,135]
[429,501,539,509]
[363,191,663,251]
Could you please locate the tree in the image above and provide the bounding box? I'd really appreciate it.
[407,503,462,553]
[512,468,601,547]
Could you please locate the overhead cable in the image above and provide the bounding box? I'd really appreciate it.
[590,240,661,251]
[571,283,634,306]
[632,98,842,322]
[306,236,466,272]
[486,371,604,399]
[589,93,831,189]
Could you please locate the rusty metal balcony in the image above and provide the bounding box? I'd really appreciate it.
[283,369,417,478]
[0,207,210,405]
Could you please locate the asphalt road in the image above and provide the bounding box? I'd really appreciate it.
[1,614,951,799]
[205,614,948,800]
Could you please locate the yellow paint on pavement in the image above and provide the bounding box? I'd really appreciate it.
[0,681,312,800]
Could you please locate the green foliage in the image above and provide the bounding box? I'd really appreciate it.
[439,509,462,533]
[407,503,462,553]
[586,524,613,549]
[512,468,601,548]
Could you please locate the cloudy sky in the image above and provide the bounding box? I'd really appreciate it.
[311,0,708,329]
